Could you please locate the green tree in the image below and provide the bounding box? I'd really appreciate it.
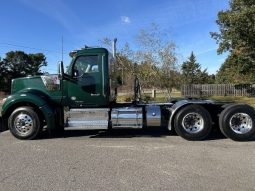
[211,0,255,83]
[200,72,215,84]
[181,52,214,84]
[0,59,9,92]
[3,51,47,77]
[137,61,159,88]
[215,54,252,83]
[0,51,47,92]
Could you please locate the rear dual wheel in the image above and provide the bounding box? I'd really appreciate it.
[174,105,212,141]
[219,104,255,141]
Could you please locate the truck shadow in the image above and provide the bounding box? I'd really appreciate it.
[39,127,227,141]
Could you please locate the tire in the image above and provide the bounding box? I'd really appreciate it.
[8,107,42,140]
[174,105,212,141]
[219,104,255,141]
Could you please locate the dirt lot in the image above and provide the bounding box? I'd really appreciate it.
[0,129,255,191]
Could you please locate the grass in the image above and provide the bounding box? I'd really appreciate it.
[117,91,182,103]
[209,96,255,107]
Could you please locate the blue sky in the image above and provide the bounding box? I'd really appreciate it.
[0,0,229,74]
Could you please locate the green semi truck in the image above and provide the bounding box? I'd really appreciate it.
[1,41,255,141]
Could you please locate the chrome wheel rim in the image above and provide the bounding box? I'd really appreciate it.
[13,113,34,136]
[182,112,204,134]
[229,113,252,134]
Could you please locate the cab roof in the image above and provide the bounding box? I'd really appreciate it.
[77,47,108,55]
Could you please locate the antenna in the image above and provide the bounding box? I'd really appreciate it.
[61,36,64,62]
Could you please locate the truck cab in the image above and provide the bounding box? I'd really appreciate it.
[63,48,115,108]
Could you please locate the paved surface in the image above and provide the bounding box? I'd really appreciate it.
[0,129,255,191]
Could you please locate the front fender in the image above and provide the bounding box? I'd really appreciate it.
[1,92,56,130]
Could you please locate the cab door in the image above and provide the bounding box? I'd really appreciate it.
[66,54,107,108]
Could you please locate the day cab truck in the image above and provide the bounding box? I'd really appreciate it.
[1,41,255,141]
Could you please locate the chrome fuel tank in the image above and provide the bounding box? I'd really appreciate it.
[111,107,143,128]
[145,105,161,127]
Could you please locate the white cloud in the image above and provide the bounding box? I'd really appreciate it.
[121,16,131,24]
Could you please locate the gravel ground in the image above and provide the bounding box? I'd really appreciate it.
[0,129,255,191]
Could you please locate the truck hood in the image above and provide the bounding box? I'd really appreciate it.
[11,75,62,103]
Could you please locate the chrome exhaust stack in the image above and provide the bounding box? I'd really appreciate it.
[112,38,117,59]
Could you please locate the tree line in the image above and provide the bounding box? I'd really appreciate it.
[0,51,47,92]
[106,0,255,92]
[0,0,254,93]
[102,24,215,94]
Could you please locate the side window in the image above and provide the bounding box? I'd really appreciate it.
[73,55,99,77]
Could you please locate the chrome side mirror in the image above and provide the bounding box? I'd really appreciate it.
[58,61,64,77]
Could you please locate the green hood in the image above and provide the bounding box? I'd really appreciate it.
[11,75,62,104]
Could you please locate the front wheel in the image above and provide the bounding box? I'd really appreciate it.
[8,107,42,140]
[219,104,255,141]
[174,105,212,141]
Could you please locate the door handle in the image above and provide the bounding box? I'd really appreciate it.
[91,93,100,96]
